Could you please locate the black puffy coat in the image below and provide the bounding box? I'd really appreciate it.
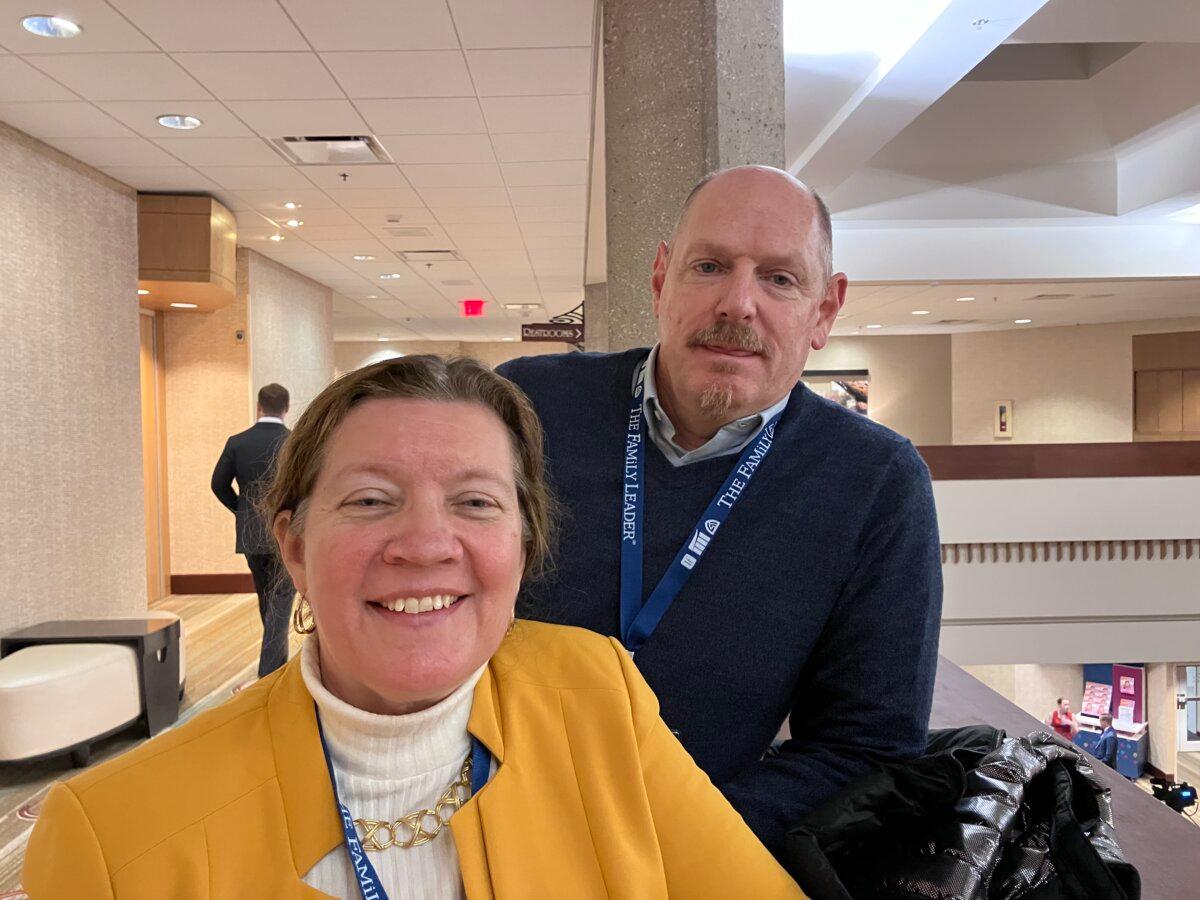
[784,726,1140,899]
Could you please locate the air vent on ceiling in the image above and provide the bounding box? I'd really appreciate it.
[1083,293,1115,300]
[1027,293,1073,301]
[269,135,391,165]
[383,225,433,238]
[933,319,979,326]
[400,250,461,263]
[441,279,473,286]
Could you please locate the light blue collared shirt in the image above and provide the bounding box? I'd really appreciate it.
[637,345,791,467]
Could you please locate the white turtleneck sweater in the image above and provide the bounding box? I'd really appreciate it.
[300,637,483,899]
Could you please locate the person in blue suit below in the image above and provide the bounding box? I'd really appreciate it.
[1095,713,1119,770]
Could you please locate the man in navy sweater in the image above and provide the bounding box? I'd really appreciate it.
[498,166,942,859]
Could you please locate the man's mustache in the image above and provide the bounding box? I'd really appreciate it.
[687,322,769,357]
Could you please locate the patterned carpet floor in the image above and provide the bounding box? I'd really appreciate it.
[0,594,299,897]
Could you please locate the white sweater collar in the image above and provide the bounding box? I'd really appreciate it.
[301,636,482,781]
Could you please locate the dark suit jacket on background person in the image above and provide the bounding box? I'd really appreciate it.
[211,418,293,677]
[1095,724,1119,769]
[499,349,943,860]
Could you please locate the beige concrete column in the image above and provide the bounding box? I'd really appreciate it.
[601,0,784,350]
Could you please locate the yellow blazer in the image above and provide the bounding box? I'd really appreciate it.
[23,621,803,898]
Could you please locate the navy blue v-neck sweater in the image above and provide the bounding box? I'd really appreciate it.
[499,349,942,857]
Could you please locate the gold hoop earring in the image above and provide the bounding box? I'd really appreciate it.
[293,594,315,635]
[505,615,517,638]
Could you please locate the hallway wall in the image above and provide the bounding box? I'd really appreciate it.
[0,122,146,632]
[246,248,334,422]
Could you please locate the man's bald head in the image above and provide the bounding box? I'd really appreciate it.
[671,166,833,283]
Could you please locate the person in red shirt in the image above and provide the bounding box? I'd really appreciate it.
[1048,697,1077,739]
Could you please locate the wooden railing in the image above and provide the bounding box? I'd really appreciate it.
[917,441,1200,480]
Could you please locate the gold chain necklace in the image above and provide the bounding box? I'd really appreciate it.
[353,755,473,851]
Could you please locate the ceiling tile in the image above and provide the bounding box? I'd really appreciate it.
[0,57,76,101]
[0,101,133,137]
[172,52,344,101]
[226,100,368,137]
[301,164,410,190]
[491,131,588,162]
[334,188,425,209]
[481,95,590,134]
[522,233,586,249]
[443,221,522,239]
[234,188,340,210]
[454,236,528,251]
[515,204,587,223]
[352,207,440,226]
[466,48,591,97]
[107,0,309,51]
[99,100,254,137]
[376,134,495,165]
[100,166,223,192]
[196,165,316,190]
[48,137,185,168]
[311,237,392,257]
[501,159,587,186]
[280,0,459,51]
[356,98,485,135]
[520,219,586,236]
[447,0,594,49]
[154,137,285,166]
[321,51,473,99]
[0,0,156,53]
[401,163,504,188]
[262,206,358,226]
[430,206,517,224]
[416,186,512,207]
[26,53,210,101]
[507,184,587,207]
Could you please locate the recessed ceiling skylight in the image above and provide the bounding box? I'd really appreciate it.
[22,15,81,38]
[783,0,951,58]
[157,114,202,131]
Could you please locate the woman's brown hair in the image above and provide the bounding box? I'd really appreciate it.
[260,355,554,582]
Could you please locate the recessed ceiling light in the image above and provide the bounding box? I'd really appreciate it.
[911,310,930,316]
[170,302,198,309]
[502,337,516,341]
[1014,318,1032,325]
[137,289,150,296]
[866,324,883,329]
[377,336,389,342]
[283,201,301,210]
[284,219,303,228]
[22,15,81,38]
[365,294,378,299]
[955,296,975,302]
[380,273,401,280]
[352,254,376,261]
[156,114,202,131]
[269,234,284,242]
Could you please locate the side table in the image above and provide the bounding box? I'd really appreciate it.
[1,618,181,737]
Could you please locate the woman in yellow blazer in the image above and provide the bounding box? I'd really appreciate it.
[24,356,802,899]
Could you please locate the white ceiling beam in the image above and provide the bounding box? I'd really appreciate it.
[789,0,1049,194]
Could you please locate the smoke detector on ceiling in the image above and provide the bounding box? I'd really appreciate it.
[269,135,391,165]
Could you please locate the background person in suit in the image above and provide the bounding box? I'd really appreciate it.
[1095,713,1119,770]
[211,383,294,677]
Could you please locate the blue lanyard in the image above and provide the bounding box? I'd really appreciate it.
[619,362,785,654]
[316,706,493,900]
